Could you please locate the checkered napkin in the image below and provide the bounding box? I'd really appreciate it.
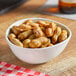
[0,61,50,76]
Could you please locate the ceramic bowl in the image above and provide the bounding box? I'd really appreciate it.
[6,18,72,64]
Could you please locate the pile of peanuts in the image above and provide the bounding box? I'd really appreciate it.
[8,20,68,48]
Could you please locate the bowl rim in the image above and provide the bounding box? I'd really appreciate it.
[6,18,72,50]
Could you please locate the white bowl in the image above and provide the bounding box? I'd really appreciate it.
[6,18,72,64]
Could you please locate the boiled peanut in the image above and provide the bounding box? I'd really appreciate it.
[41,41,51,48]
[8,33,23,47]
[54,26,61,36]
[11,26,24,35]
[33,27,45,38]
[40,27,46,32]
[23,39,31,48]
[18,30,32,40]
[28,34,36,39]
[29,37,49,48]
[29,40,41,48]
[52,26,61,44]
[23,20,33,24]
[19,24,32,31]
[44,21,51,25]
[52,34,58,44]
[49,22,57,31]
[10,38,23,47]
[47,43,53,46]
[30,23,39,27]
[37,20,48,27]
[58,30,68,42]
[45,28,53,37]
[8,33,16,39]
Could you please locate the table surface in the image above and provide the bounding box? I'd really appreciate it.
[0,0,76,76]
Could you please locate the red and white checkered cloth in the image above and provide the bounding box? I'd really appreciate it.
[0,61,50,76]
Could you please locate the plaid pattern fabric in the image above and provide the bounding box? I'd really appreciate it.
[0,61,50,76]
